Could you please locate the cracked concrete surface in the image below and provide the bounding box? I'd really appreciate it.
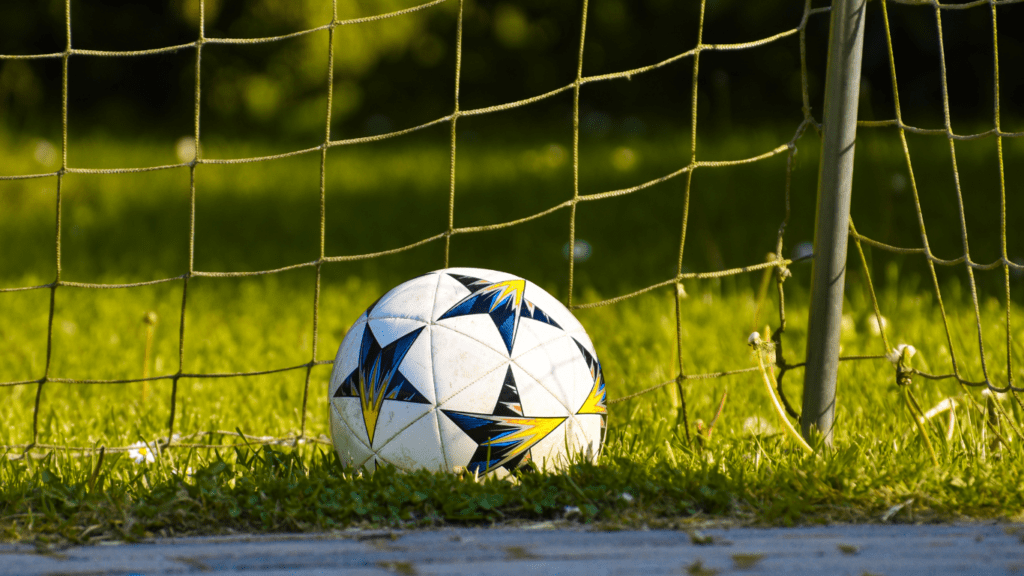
[3,524,1023,575]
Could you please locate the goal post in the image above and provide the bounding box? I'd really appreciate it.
[802,0,867,446]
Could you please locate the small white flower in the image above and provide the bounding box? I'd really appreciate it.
[611,146,637,172]
[982,389,1007,401]
[34,139,58,167]
[561,239,592,262]
[841,313,856,335]
[127,441,156,464]
[869,315,889,336]
[891,173,907,193]
[743,416,776,436]
[887,343,916,365]
[748,332,762,347]
[792,241,814,261]
[175,136,199,163]
[619,492,634,503]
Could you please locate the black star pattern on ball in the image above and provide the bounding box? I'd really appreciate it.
[334,324,429,446]
[438,273,561,354]
[442,366,566,475]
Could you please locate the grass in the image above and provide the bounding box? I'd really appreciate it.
[2,124,1024,544]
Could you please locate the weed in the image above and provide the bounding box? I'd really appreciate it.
[686,559,719,576]
[504,546,538,560]
[377,560,417,575]
[731,553,764,569]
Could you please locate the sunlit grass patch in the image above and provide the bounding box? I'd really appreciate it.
[3,278,1024,543]
[2,129,1023,541]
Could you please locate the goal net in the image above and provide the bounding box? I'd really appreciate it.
[0,0,1020,457]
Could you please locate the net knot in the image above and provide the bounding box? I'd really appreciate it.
[768,252,791,279]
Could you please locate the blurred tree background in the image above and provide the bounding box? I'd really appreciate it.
[2,0,1021,141]
[1,0,1021,299]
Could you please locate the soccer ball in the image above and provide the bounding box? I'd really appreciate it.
[328,267,607,476]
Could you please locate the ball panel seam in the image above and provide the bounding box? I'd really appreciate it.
[507,361,575,418]
[330,401,373,469]
[428,271,452,472]
[330,399,371,452]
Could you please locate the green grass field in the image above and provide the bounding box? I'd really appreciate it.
[2,125,1023,543]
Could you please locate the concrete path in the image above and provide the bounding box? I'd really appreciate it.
[3,524,1023,575]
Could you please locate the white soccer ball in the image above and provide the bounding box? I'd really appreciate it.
[328,267,607,476]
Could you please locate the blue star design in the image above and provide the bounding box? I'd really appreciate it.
[574,338,608,434]
[438,273,561,354]
[334,325,429,445]
[442,367,565,475]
